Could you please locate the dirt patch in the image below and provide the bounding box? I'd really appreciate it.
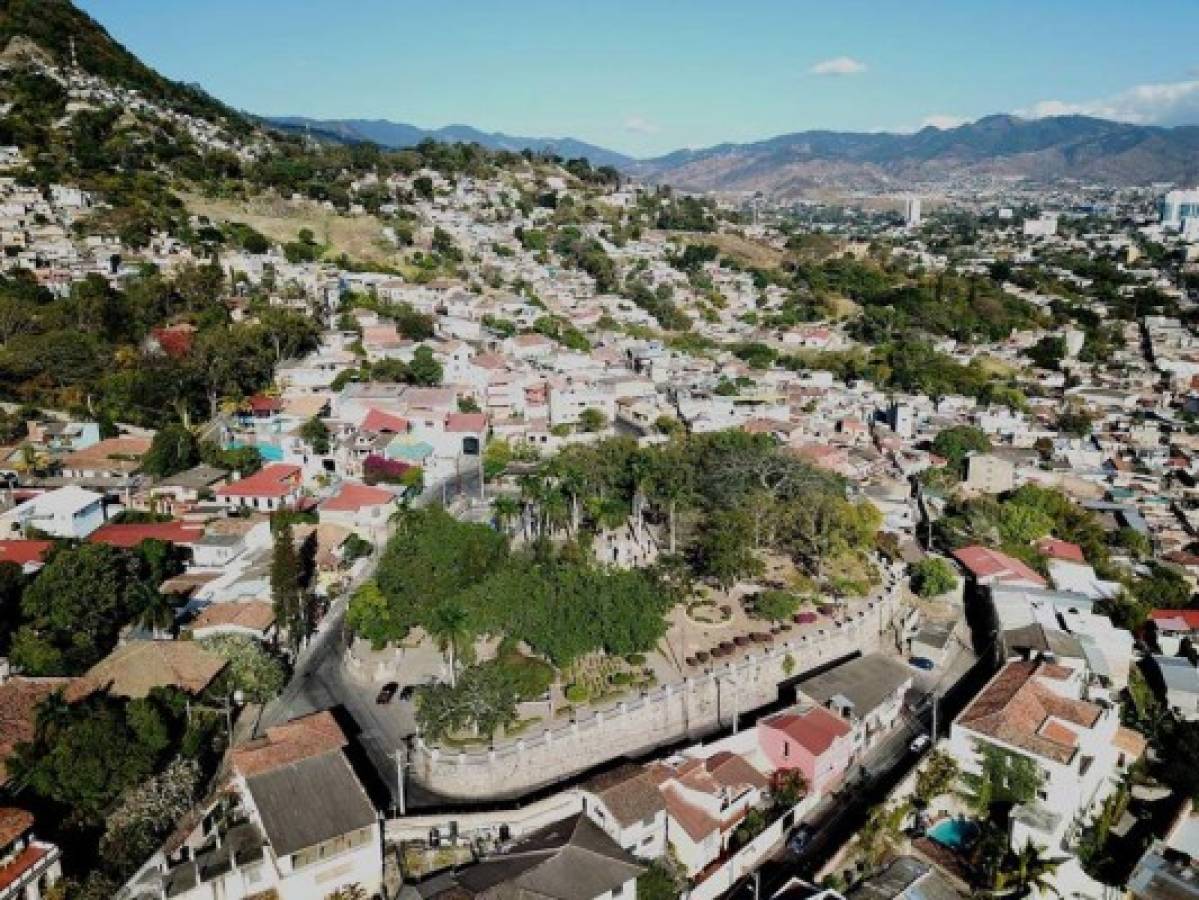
[180,191,403,267]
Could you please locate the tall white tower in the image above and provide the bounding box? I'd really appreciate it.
[904,195,922,229]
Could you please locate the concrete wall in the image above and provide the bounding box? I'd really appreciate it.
[385,791,583,844]
[409,597,901,800]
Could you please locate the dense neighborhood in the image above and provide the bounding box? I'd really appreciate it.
[5,4,1199,900]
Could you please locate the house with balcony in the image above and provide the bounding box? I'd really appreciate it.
[214,464,304,513]
[947,659,1144,855]
[0,809,62,900]
[157,711,381,900]
[647,752,769,878]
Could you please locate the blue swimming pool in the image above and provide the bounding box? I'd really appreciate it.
[229,440,284,462]
[927,817,979,851]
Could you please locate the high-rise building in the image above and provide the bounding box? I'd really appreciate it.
[904,195,922,228]
[1161,188,1199,231]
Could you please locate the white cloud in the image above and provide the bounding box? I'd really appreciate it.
[808,56,867,77]
[920,114,968,130]
[1017,79,1199,126]
[623,115,660,135]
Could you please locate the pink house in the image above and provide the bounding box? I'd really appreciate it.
[757,705,853,795]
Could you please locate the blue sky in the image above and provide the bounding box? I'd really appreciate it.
[79,0,1199,158]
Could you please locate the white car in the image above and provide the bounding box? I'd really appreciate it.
[909,734,931,753]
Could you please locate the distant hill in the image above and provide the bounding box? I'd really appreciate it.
[268,116,634,168]
[631,114,1199,197]
[0,0,240,124]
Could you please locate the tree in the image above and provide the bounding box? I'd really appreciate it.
[911,558,957,598]
[201,635,287,703]
[959,744,1044,815]
[770,768,808,807]
[752,590,801,623]
[427,600,471,688]
[271,524,303,653]
[132,582,177,638]
[996,841,1063,898]
[407,346,443,386]
[914,750,959,804]
[931,426,991,476]
[142,424,200,478]
[578,407,607,433]
[637,858,685,900]
[1025,335,1066,371]
[299,415,330,454]
[855,802,909,872]
[12,543,154,675]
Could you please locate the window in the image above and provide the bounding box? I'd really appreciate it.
[783,741,789,758]
[612,884,624,898]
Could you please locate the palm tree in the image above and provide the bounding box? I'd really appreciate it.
[427,600,471,688]
[996,841,1063,898]
[855,802,908,873]
[133,582,177,638]
[491,495,520,536]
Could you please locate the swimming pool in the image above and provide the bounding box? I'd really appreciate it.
[229,440,284,462]
[927,817,979,851]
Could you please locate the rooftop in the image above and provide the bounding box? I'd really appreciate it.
[955,659,1102,764]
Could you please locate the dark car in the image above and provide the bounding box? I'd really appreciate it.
[399,685,416,701]
[909,656,935,671]
[376,681,399,704]
[787,824,814,854]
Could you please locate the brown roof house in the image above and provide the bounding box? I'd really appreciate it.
[947,658,1143,853]
[419,814,644,900]
[160,711,382,900]
[66,640,226,702]
[580,764,667,859]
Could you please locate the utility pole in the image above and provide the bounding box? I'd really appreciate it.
[395,747,407,817]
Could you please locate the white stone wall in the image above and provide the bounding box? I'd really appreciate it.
[410,598,900,799]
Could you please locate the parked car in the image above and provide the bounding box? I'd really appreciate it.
[399,685,416,701]
[376,681,399,704]
[787,824,814,854]
[909,656,935,671]
[909,733,931,753]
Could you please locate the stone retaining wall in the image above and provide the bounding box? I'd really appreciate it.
[409,596,902,800]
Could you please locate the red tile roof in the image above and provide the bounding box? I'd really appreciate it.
[0,677,72,782]
[1036,537,1086,564]
[0,843,46,892]
[247,394,283,414]
[88,521,203,549]
[952,545,1047,587]
[0,540,53,568]
[360,408,410,434]
[1150,609,1199,631]
[445,412,487,433]
[763,706,852,756]
[232,710,347,778]
[216,464,302,499]
[320,482,395,512]
[956,660,1100,764]
[149,324,195,359]
[0,807,33,846]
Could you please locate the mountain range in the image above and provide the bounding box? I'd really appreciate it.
[276,113,1199,197]
[267,116,635,169]
[7,0,1199,199]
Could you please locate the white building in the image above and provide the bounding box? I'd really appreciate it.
[1162,188,1199,232]
[0,486,106,539]
[948,659,1143,854]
